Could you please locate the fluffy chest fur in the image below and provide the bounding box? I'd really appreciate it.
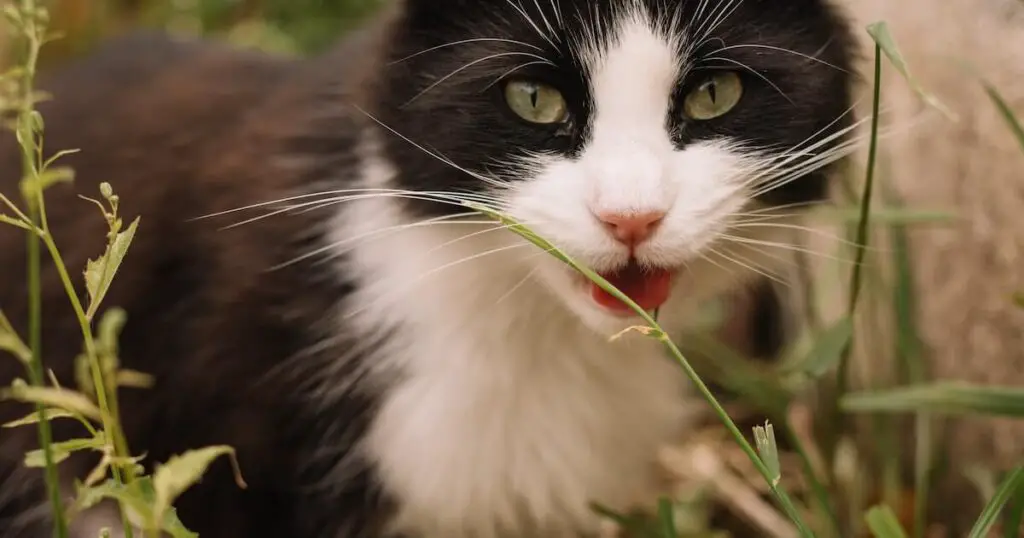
[335,150,694,537]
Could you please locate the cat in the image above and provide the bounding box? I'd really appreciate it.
[0,1,857,536]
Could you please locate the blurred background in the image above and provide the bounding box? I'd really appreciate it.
[31,0,386,64]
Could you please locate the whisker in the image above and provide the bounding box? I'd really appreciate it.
[354,105,511,190]
[341,243,536,320]
[193,188,505,221]
[218,191,505,230]
[706,244,788,287]
[506,0,558,49]
[704,44,851,74]
[269,211,487,271]
[403,51,555,106]
[388,38,545,65]
[720,233,858,266]
[727,221,881,251]
[495,265,541,305]
[702,56,794,104]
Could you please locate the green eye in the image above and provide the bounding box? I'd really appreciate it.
[683,72,743,120]
[504,80,569,124]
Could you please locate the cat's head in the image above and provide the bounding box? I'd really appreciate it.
[364,0,856,331]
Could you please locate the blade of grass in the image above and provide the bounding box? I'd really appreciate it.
[1004,475,1024,538]
[865,505,910,538]
[836,26,883,397]
[841,383,1024,418]
[866,22,957,122]
[980,80,1024,154]
[969,466,1024,538]
[881,180,932,538]
[828,22,887,488]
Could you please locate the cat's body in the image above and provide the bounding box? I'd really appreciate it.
[0,2,856,537]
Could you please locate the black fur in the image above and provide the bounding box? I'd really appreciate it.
[372,0,857,214]
[0,1,855,536]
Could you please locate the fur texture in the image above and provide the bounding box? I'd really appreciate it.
[0,1,856,536]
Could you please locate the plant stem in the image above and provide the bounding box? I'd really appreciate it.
[836,42,883,396]
[25,176,68,538]
[16,1,68,534]
[12,2,133,536]
[36,228,136,538]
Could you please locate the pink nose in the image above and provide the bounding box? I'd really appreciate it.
[597,210,666,246]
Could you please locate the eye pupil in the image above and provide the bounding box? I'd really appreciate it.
[504,79,568,125]
[682,71,743,121]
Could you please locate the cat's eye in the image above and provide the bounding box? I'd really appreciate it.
[683,72,743,121]
[503,80,569,125]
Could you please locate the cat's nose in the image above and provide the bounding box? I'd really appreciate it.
[597,210,666,246]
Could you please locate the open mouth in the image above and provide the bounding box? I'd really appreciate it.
[588,259,675,315]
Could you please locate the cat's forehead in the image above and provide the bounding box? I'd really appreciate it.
[399,0,850,70]
[409,1,839,39]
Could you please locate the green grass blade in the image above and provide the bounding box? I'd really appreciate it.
[841,383,1024,418]
[969,466,1024,538]
[866,22,957,121]
[865,505,910,538]
[880,181,932,538]
[781,316,852,379]
[657,498,679,538]
[1004,476,1024,538]
[980,80,1024,154]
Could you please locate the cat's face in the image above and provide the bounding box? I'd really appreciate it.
[369,0,855,330]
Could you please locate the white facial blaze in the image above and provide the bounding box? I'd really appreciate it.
[583,14,682,216]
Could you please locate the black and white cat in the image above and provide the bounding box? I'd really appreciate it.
[0,0,856,536]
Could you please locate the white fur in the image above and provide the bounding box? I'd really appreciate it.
[328,8,796,538]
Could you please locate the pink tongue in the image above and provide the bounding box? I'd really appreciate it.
[591,263,673,313]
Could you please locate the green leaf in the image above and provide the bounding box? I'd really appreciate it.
[2,408,74,428]
[866,21,958,122]
[73,478,153,531]
[783,317,853,378]
[84,216,140,319]
[151,446,247,529]
[980,80,1024,155]
[0,310,31,364]
[865,505,910,538]
[969,466,1024,538]
[841,383,1024,418]
[19,165,74,201]
[24,432,105,468]
[0,382,102,421]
